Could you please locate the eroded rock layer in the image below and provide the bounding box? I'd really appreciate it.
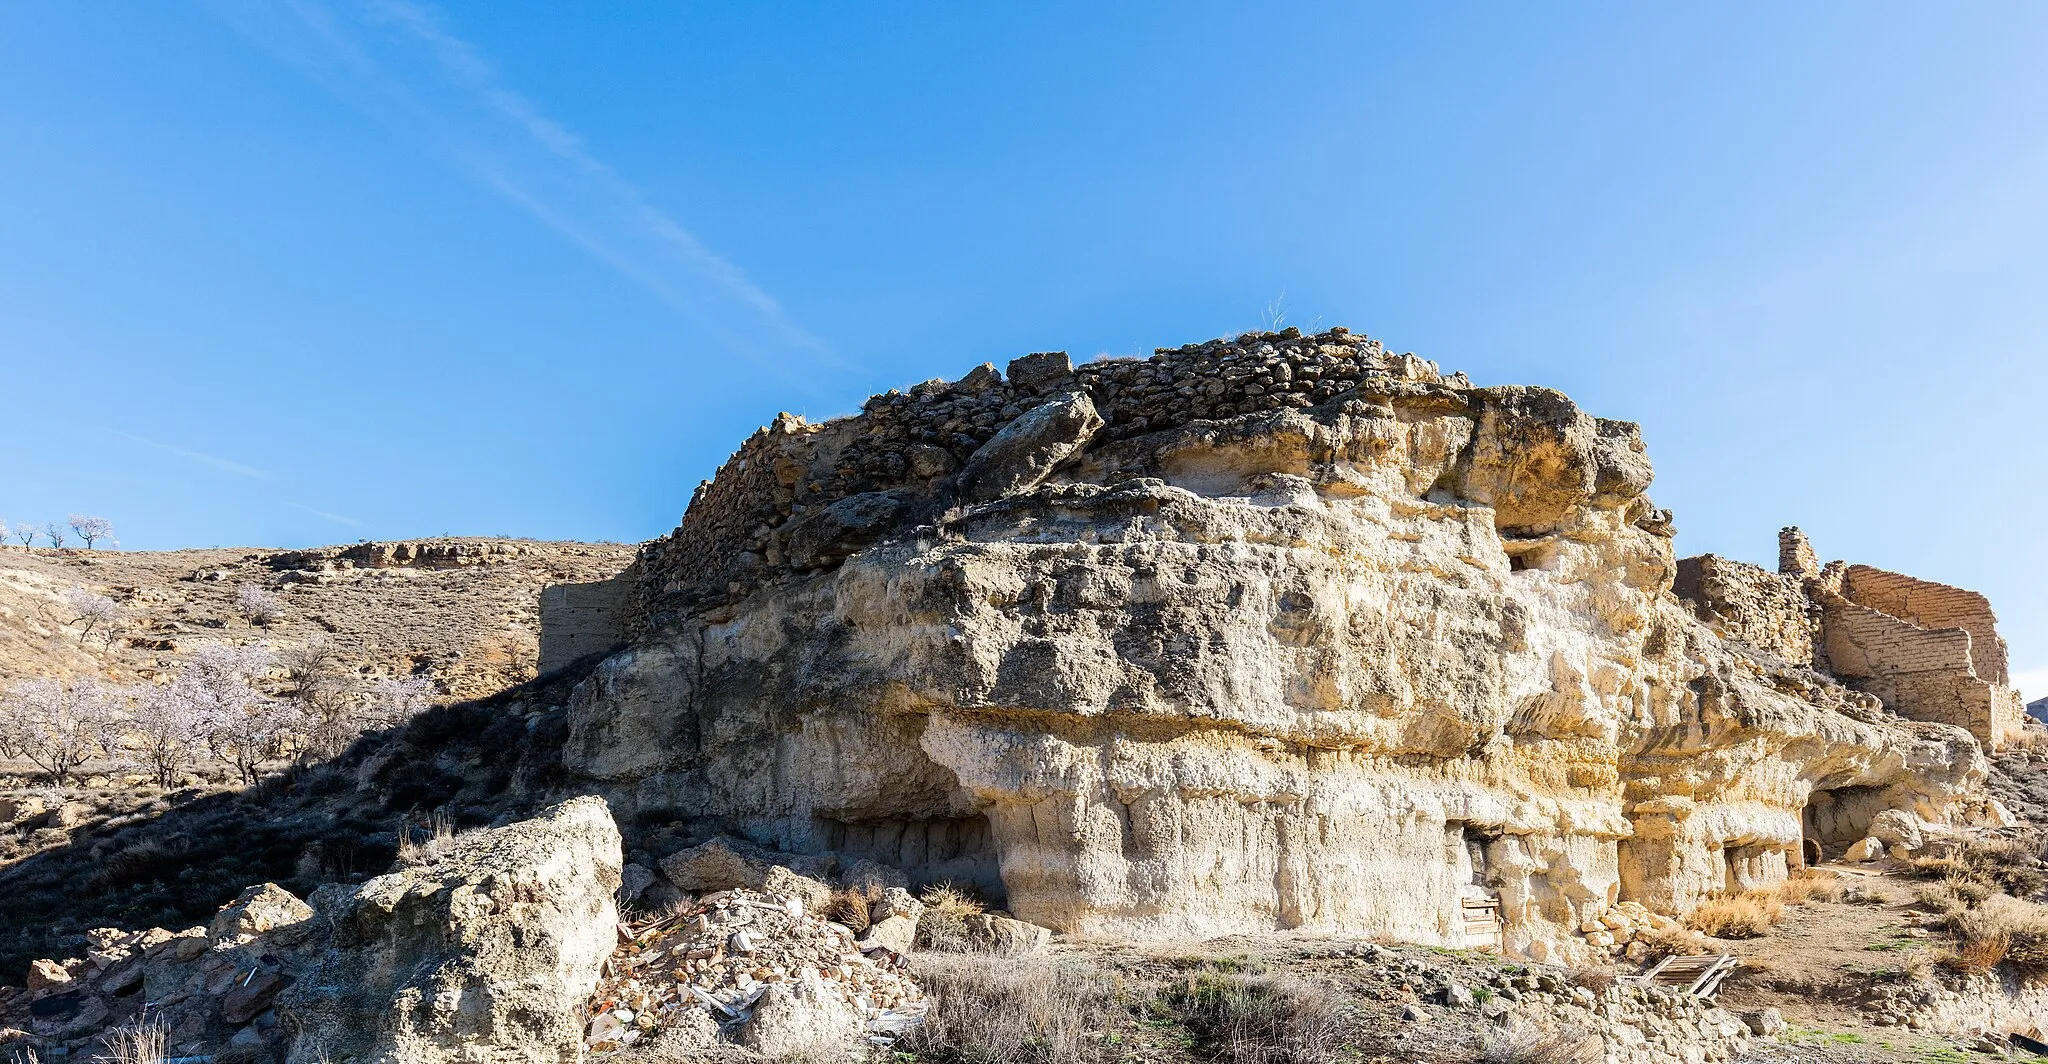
[562,329,1995,962]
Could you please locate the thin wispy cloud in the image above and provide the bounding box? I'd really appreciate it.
[208,0,841,385]
[284,501,366,527]
[107,429,270,480]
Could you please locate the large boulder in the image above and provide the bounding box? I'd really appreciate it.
[658,836,835,908]
[280,796,623,1064]
[954,388,1103,502]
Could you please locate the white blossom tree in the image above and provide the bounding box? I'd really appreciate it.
[42,522,66,549]
[65,587,121,645]
[125,682,217,787]
[67,515,113,550]
[0,678,121,784]
[180,644,295,784]
[236,584,283,626]
[8,522,33,546]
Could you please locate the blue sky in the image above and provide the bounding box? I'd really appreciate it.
[3,3,2045,692]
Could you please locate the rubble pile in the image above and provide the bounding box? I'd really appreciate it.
[586,887,928,1054]
[1579,901,1710,961]
[0,883,313,1058]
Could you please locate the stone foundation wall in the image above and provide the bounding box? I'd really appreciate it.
[538,573,632,674]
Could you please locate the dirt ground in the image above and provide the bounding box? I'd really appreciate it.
[1715,865,2033,1063]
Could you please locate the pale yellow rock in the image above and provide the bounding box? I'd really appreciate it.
[563,340,1991,962]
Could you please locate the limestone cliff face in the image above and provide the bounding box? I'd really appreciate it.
[561,329,1989,962]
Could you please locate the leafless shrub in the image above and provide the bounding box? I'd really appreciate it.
[1567,964,1617,992]
[65,586,121,644]
[66,515,113,550]
[0,678,121,784]
[42,522,66,549]
[905,952,1124,1064]
[236,583,283,625]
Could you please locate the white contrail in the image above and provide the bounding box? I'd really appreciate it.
[210,0,841,381]
[107,429,271,480]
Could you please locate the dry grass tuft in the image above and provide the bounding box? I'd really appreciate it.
[1943,930,2010,974]
[1776,869,1845,905]
[1167,967,1354,1064]
[1482,1024,1603,1064]
[96,1019,167,1064]
[1687,890,1785,939]
[918,882,989,953]
[905,952,1124,1064]
[1942,893,2048,978]
[828,885,875,932]
[396,809,456,866]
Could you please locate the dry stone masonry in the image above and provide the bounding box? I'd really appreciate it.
[551,328,2008,964]
[1679,527,2024,749]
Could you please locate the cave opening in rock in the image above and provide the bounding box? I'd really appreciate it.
[812,813,1003,898]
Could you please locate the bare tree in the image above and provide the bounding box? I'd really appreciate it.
[42,522,66,549]
[65,587,121,645]
[0,678,120,784]
[8,522,32,546]
[236,584,284,626]
[67,514,113,550]
[279,639,360,756]
[360,674,434,729]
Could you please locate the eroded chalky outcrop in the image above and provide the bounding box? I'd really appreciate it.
[559,328,2002,963]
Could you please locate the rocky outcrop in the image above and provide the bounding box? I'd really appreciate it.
[280,796,622,1064]
[557,328,1995,963]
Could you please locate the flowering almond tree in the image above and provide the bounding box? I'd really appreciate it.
[0,678,119,784]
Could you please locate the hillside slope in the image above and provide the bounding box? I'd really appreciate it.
[0,538,635,700]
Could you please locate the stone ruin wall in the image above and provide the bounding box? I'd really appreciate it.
[1672,529,2024,750]
[1671,554,1818,665]
[1841,565,2010,685]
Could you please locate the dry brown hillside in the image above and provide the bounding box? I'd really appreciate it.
[0,538,636,700]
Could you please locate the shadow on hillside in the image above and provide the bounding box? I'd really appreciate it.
[0,661,603,983]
